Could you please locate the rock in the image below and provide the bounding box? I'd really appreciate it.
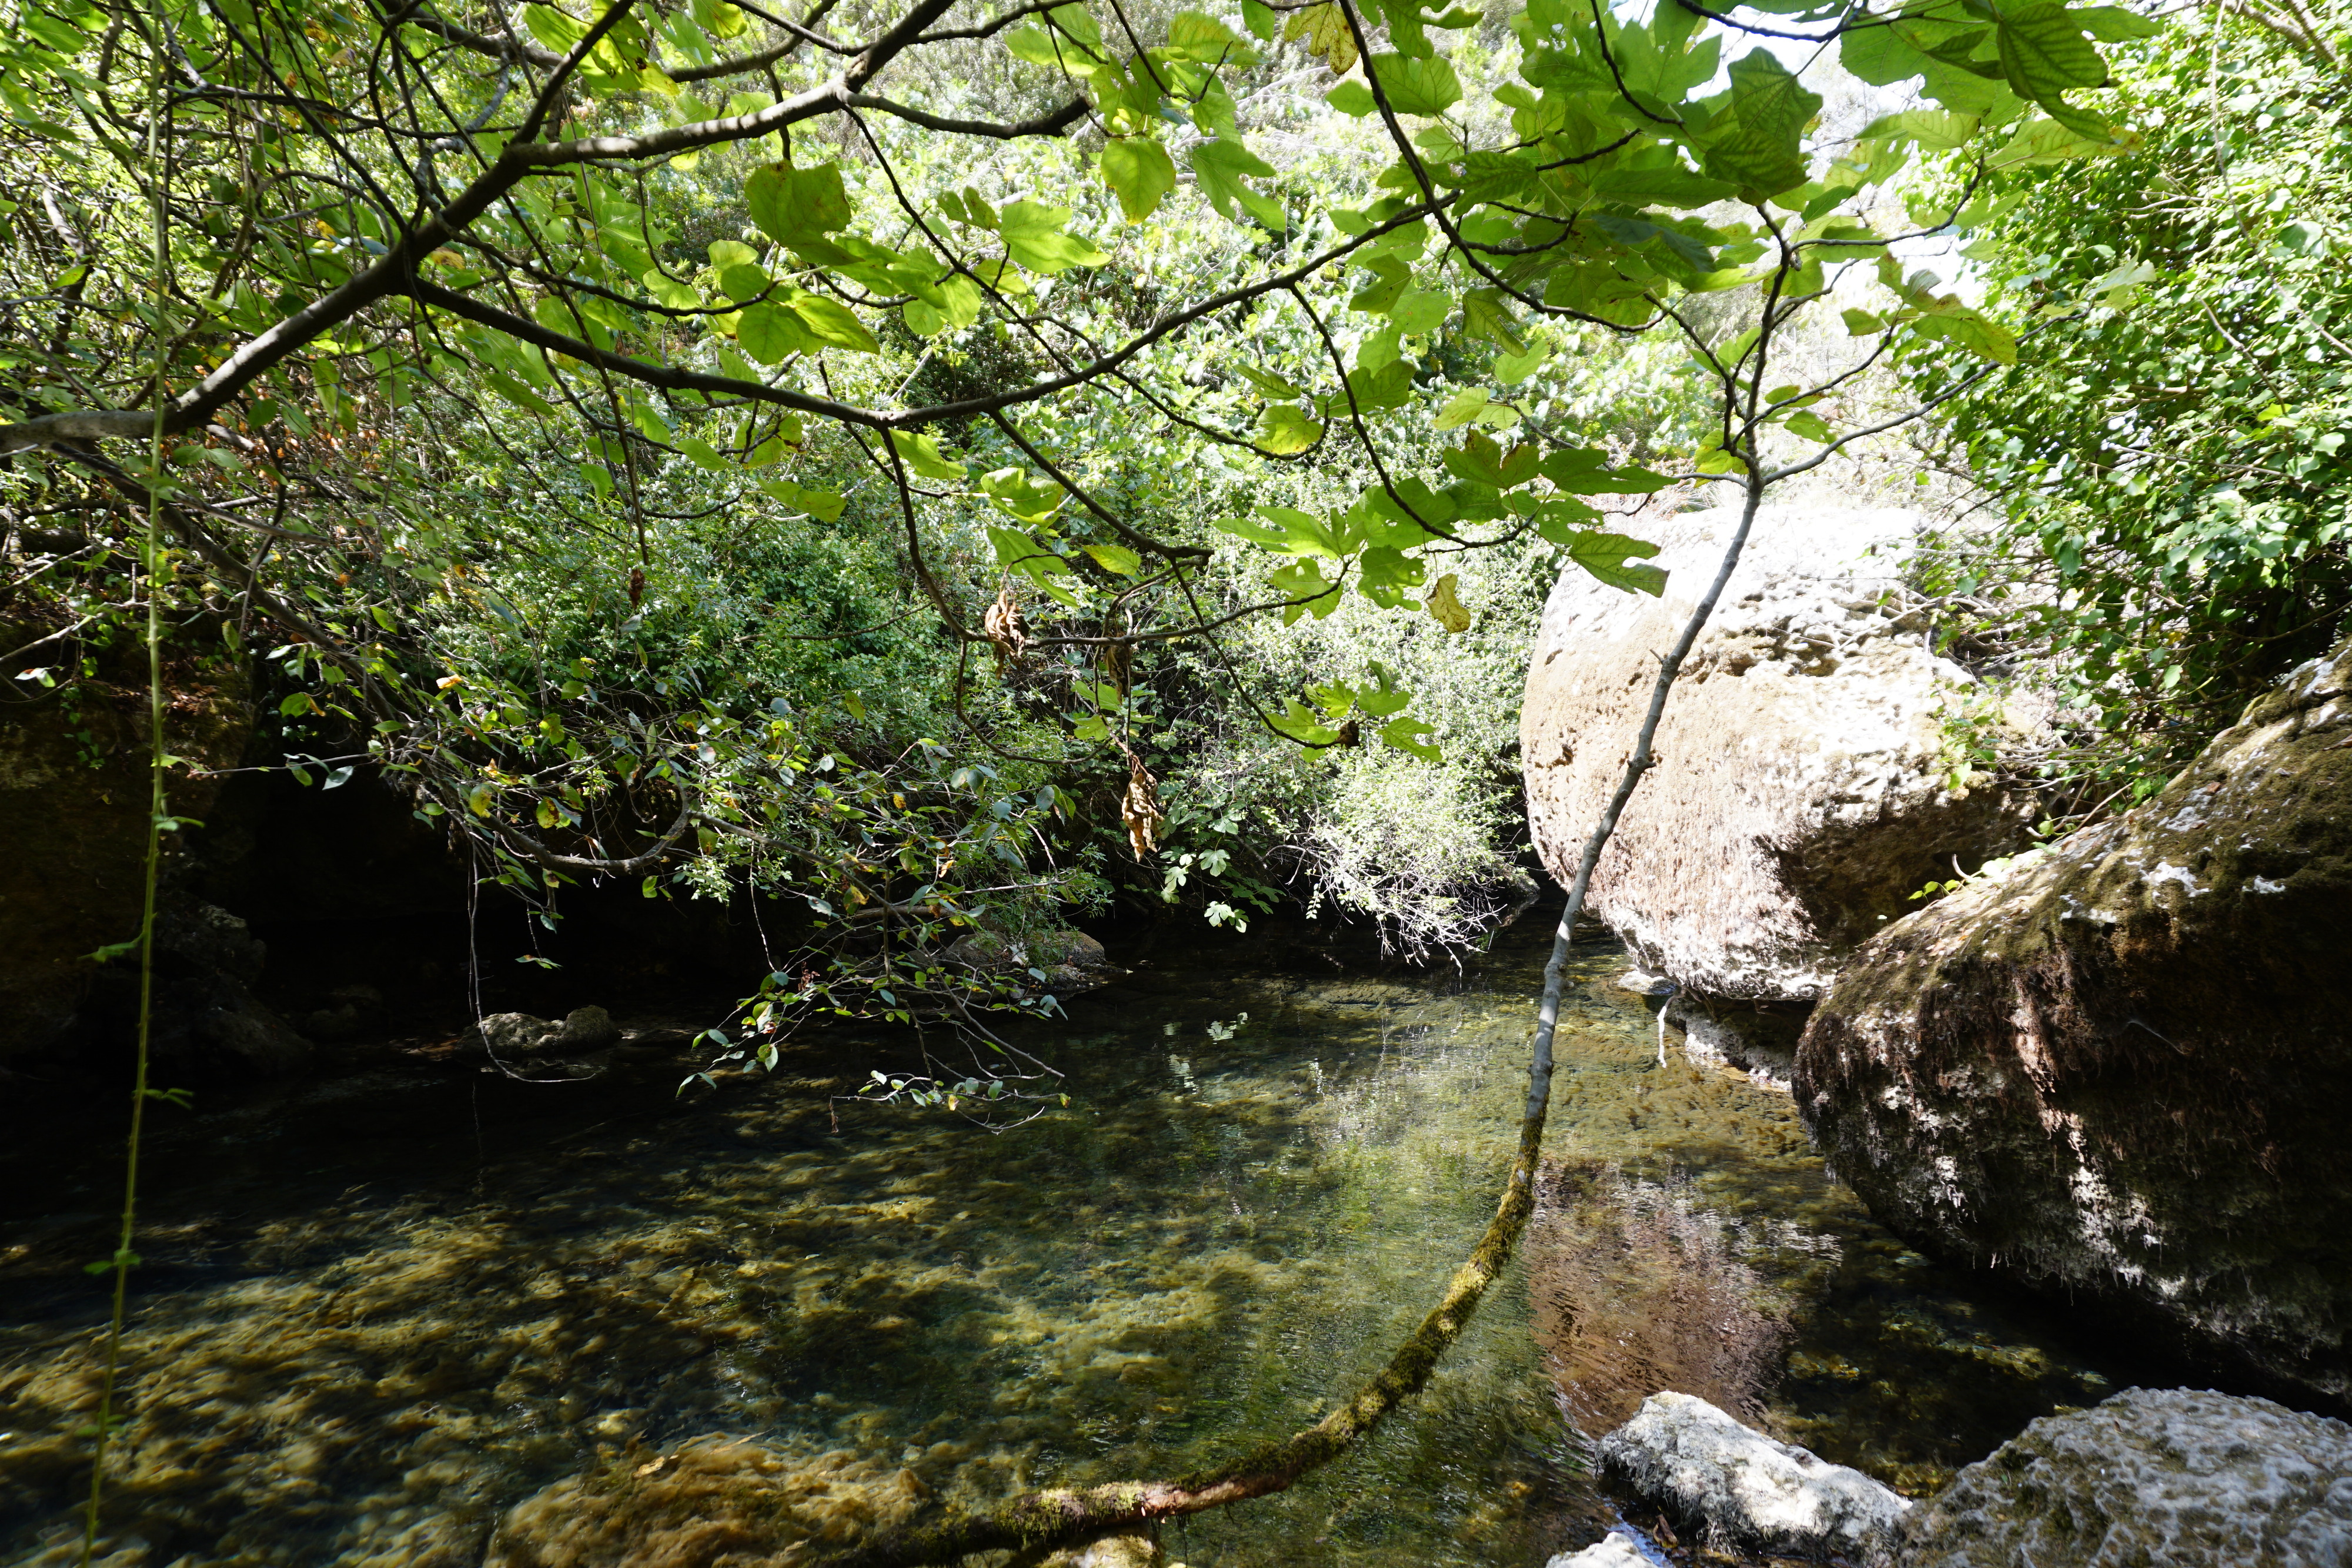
[465,1005,621,1060]
[1899,1388,2352,1567]
[1544,1530,1652,1568]
[485,1434,933,1567]
[944,928,1114,992]
[557,1005,620,1050]
[1796,632,2352,1405]
[186,986,312,1075]
[1611,969,1676,999]
[1520,503,2033,1018]
[1597,1391,1911,1563]
[0,638,253,1063]
[1661,992,1810,1091]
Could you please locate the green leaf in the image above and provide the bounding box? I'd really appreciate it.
[1552,530,1668,594]
[1257,406,1324,454]
[1190,138,1284,229]
[785,291,880,353]
[1230,360,1304,399]
[1355,544,1426,606]
[1081,543,1143,574]
[1434,387,1491,430]
[1378,715,1441,761]
[678,435,733,472]
[980,466,1066,520]
[998,200,1110,273]
[888,430,967,482]
[1101,138,1178,221]
[1267,560,1342,622]
[1391,287,1451,335]
[1349,253,1412,315]
[1326,79,1377,116]
[746,162,853,246]
[1855,108,1979,150]
[1218,506,1342,557]
[759,477,847,520]
[1441,432,1539,489]
[736,302,807,364]
[1783,408,1835,442]
[1165,10,1254,62]
[1368,51,1462,116]
[1697,50,1823,196]
[717,262,769,303]
[2071,5,2163,40]
[1997,2,2107,107]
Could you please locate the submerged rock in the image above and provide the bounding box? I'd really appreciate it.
[485,1435,932,1567]
[1598,1391,1910,1563]
[1661,992,1810,1092]
[1796,632,2352,1403]
[1899,1388,2352,1566]
[1520,503,2032,1032]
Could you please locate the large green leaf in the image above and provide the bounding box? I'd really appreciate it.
[1695,51,1823,196]
[747,162,853,246]
[1548,529,1668,595]
[1997,1,2107,111]
[1368,52,1462,116]
[1190,138,1285,229]
[1255,406,1325,454]
[784,291,878,353]
[1101,138,1177,221]
[998,200,1110,273]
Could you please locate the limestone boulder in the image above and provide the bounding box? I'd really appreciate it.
[1899,1388,2352,1566]
[1521,504,2032,1022]
[1796,633,2352,1404]
[1598,1390,1912,1563]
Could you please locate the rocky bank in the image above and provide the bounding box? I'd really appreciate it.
[1798,633,2352,1405]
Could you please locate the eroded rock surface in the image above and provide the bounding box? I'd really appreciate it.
[1521,504,2030,1015]
[1796,633,2352,1403]
[1899,1388,2352,1567]
[1598,1390,1910,1562]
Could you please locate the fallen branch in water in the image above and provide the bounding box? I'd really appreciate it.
[820,473,1775,1568]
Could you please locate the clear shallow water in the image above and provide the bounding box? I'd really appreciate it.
[0,918,2137,1567]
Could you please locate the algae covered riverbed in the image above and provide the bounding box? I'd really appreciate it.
[0,917,2136,1567]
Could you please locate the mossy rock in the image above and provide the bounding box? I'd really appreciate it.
[1796,634,2352,1405]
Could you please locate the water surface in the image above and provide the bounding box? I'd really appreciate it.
[0,918,2133,1566]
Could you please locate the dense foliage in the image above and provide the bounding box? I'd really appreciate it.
[0,0,2144,1058]
[1910,0,2352,802]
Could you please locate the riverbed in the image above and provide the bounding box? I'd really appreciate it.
[0,915,2139,1567]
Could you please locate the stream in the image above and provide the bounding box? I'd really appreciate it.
[1,914,2143,1567]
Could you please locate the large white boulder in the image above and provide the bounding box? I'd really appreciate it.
[1521,504,2031,1041]
[1597,1390,1910,1562]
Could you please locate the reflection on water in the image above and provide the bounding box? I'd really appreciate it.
[1,918,2132,1567]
